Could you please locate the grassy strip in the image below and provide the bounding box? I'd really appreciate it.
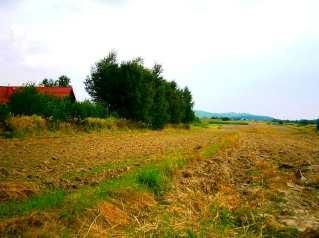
[63,152,189,216]
[209,120,249,125]
[0,137,236,219]
[0,151,190,219]
[0,190,65,218]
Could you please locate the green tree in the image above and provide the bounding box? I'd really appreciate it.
[85,50,119,114]
[85,51,195,129]
[40,75,71,87]
[150,78,169,129]
[40,78,57,87]
[9,86,47,116]
[181,87,195,123]
[57,75,71,87]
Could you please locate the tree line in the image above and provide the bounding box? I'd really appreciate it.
[0,51,195,129]
[85,51,195,129]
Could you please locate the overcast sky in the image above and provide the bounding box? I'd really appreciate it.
[0,0,318,119]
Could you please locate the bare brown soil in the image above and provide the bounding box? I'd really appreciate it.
[0,128,224,196]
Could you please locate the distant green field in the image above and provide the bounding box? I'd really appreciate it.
[208,119,249,125]
[192,119,249,128]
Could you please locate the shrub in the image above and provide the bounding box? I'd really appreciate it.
[73,101,107,119]
[8,86,108,122]
[6,115,46,136]
[9,86,47,116]
[43,98,74,121]
[0,105,10,123]
[9,86,73,121]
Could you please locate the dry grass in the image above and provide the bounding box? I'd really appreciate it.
[6,115,46,136]
[0,181,39,202]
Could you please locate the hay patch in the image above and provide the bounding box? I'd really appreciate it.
[98,202,129,227]
[0,181,39,202]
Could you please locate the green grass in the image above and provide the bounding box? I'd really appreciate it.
[208,119,249,125]
[0,151,191,219]
[137,169,162,195]
[0,190,65,218]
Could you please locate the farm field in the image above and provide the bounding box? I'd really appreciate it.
[0,123,319,237]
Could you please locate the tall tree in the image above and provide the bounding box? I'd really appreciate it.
[181,87,195,123]
[40,78,57,87]
[57,75,71,87]
[40,75,71,87]
[85,51,195,129]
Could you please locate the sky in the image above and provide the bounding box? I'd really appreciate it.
[0,0,318,120]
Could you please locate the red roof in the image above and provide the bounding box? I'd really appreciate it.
[0,86,76,104]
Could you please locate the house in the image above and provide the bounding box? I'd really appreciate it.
[0,86,76,104]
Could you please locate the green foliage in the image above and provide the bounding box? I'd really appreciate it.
[137,169,162,195]
[0,190,65,218]
[186,229,197,238]
[221,117,230,121]
[57,75,71,87]
[317,119,319,131]
[73,100,107,119]
[208,119,248,125]
[85,51,195,129]
[40,75,71,87]
[9,86,47,116]
[8,86,107,122]
[0,104,10,123]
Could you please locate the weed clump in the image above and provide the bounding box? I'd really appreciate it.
[137,169,162,195]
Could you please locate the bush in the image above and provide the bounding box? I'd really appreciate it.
[221,117,230,121]
[43,98,74,121]
[8,86,108,122]
[9,86,73,121]
[317,119,319,131]
[0,105,10,123]
[6,115,46,136]
[9,86,47,116]
[73,101,107,119]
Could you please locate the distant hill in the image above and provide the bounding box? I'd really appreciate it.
[194,110,275,121]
